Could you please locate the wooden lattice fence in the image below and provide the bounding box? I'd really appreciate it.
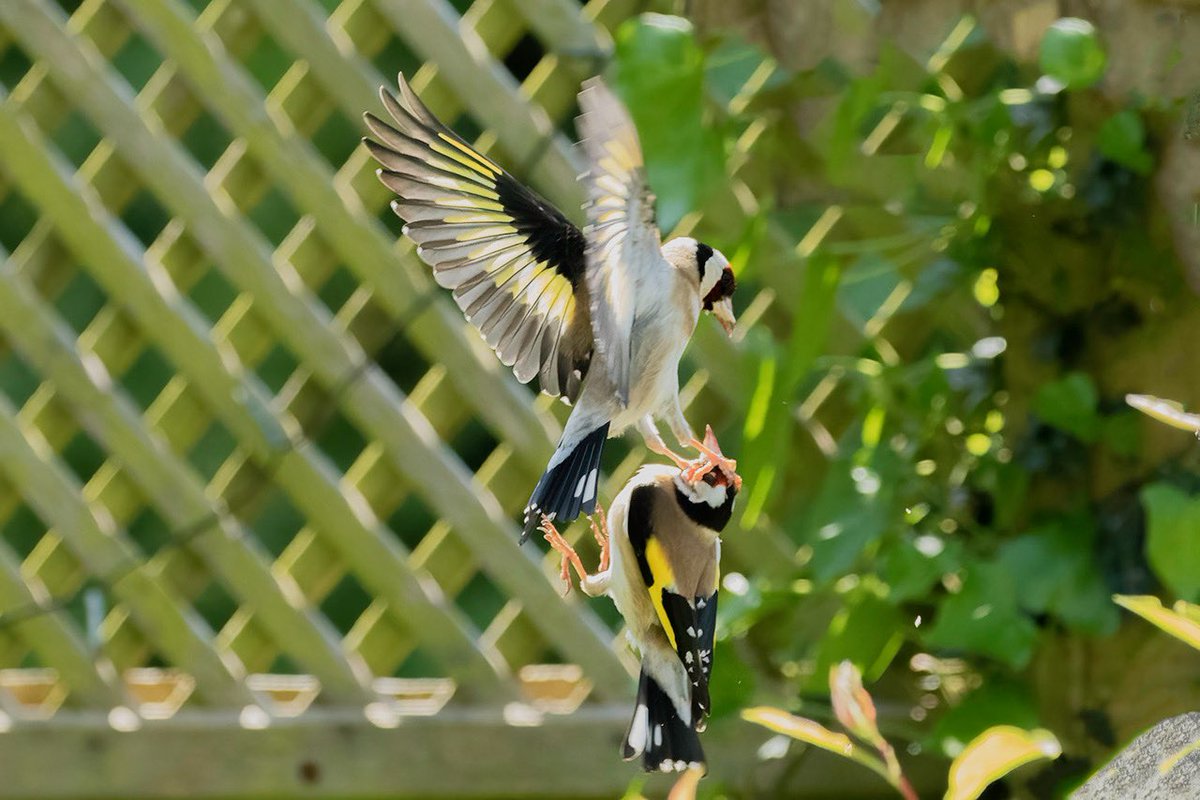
[0,0,825,796]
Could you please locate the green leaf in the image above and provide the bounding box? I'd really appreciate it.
[1039,18,1107,90]
[706,639,757,718]
[807,594,906,691]
[998,516,1118,634]
[924,561,1038,668]
[1033,372,1100,441]
[1100,411,1140,457]
[945,726,1061,800]
[1096,110,1153,174]
[881,533,961,603]
[1141,484,1200,601]
[802,442,899,582]
[740,253,841,526]
[837,253,902,333]
[612,14,723,231]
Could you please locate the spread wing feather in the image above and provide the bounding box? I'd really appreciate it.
[364,75,592,401]
[575,78,664,406]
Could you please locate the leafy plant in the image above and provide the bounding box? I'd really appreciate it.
[743,661,1060,800]
[608,6,1195,796]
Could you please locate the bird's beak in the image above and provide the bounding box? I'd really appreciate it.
[711,297,736,336]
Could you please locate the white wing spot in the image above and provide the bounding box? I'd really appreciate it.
[653,724,663,747]
[686,626,696,637]
[626,704,649,754]
[583,468,598,503]
[574,475,587,498]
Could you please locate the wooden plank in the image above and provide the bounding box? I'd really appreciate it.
[270,0,581,208]
[1,0,520,702]
[0,395,252,707]
[0,702,939,799]
[90,0,632,699]
[114,0,560,478]
[2,0,292,672]
[0,542,130,709]
[510,0,612,59]
[0,261,376,704]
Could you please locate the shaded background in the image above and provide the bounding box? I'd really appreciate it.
[0,0,1198,797]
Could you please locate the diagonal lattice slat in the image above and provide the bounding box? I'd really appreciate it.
[0,0,825,792]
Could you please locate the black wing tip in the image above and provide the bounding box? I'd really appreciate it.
[523,423,609,536]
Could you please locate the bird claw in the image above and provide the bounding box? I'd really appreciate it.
[540,516,577,596]
[588,503,610,573]
[687,426,738,474]
[681,426,743,490]
[542,514,608,597]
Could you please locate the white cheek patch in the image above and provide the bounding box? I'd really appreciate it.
[674,475,727,507]
[699,260,721,298]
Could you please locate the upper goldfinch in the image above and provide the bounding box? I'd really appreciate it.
[541,428,741,773]
[362,75,738,540]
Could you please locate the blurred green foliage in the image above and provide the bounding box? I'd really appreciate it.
[611,7,1195,795]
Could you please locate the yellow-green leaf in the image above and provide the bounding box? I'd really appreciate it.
[1126,394,1200,433]
[1114,595,1200,651]
[945,726,1061,800]
[741,707,854,756]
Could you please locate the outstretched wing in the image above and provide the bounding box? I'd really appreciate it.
[364,75,592,401]
[575,79,663,406]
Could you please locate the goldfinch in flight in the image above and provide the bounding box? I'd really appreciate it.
[540,427,741,772]
[362,75,738,540]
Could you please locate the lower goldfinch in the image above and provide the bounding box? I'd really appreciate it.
[541,428,741,773]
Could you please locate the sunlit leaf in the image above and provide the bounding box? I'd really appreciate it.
[741,707,855,756]
[1114,595,1200,651]
[926,679,1041,758]
[945,726,1061,800]
[1126,394,1200,433]
[1039,18,1106,89]
[830,661,882,746]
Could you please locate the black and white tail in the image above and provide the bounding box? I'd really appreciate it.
[521,423,608,541]
[622,669,706,773]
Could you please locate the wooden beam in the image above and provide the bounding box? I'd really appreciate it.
[0,704,940,799]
